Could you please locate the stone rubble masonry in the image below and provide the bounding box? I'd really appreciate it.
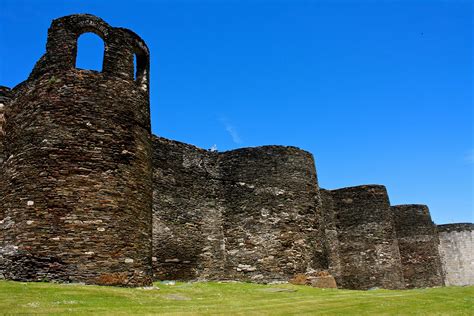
[152,136,327,283]
[321,185,405,290]
[152,137,224,280]
[1,13,472,290]
[0,14,153,286]
[319,189,342,282]
[0,86,11,269]
[219,145,325,282]
[0,86,10,168]
[437,223,474,286]
[0,87,10,166]
[391,205,444,288]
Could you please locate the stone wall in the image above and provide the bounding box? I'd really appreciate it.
[152,137,326,283]
[322,185,405,290]
[2,13,473,290]
[319,189,342,281]
[0,86,10,186]
[391,205,444,288]
[0,14,153,286]
[219,146,325,282]
[0,86,9,166]
[0,86,11,278]
[437,223,474,286]
[152,137,224,280]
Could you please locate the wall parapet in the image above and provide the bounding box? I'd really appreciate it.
[437,223,474,233]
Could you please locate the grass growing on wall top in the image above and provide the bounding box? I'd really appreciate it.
[0,280,473,315]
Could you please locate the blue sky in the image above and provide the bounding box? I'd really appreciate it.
[0,0,472,224]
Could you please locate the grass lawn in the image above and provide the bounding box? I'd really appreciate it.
[0,280,472,315]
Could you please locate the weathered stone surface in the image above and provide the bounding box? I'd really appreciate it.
[437,223,474,286]
[152,137,326,283]
[0,87,9,166]
[321,185,405,290]
[392,205,444,288]
[319,189,341,282]
[311,275,337,288]
[289,270,337,288]
[152,137,224,280]
[289,273,310,285]
[0,14,153,286]
[219,146,325,282]
[0,88,10,271]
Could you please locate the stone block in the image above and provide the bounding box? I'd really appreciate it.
[311,276,337,288]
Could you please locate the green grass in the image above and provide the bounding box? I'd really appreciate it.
[0,280,472,315]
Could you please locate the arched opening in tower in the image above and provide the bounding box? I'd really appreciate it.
[75,32,105,71]
[134,50,148,92]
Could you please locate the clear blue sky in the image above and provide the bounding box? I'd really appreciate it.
[1,0,472,224]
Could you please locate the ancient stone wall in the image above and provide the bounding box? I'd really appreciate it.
[152,136,224,280]
[0,86,10,185]
[391,205,444,288]
[0,86,11,278]
[322,185,405,289]
[219,146,325,282]
[319,189,342,281]
[0,86,9,166]
[3,13,473,290]
[437,223,474,286]
[152,138,326,283]
[0,14,153,286]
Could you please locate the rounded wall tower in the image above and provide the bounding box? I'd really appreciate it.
[218,146,325,282]
[391,204,444,288]
[0,14,153,286]
[437,223,474,286]
[324,185,405,290]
